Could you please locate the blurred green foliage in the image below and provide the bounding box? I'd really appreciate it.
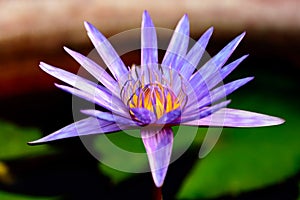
[96,129,147,183]
[0,191,58,200]
[177,90,300,198]
[0,121,51,159]
[0,121,56,199]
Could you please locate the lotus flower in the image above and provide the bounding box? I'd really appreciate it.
[29,10,284,187]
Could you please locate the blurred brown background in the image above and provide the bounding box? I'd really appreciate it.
[0,0,299,97]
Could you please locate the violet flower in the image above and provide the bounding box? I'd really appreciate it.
[29,10,284,187]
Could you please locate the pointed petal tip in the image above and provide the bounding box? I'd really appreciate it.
[84,21,101,37]
[27,141,37,146]
[80,109,95,116]
[54,82,60,87]
[233,54,249,65]
[54,83,76,94]
[226,110,285,127]
[27,140,42,146]
[199,27,214,41]
[270,116,285,126]
[180,13,189,25]
[236,76,254,85]
[226,31,246,49]
[237,31,246,41]
[155,182,163,188]
[278,118,285,125]
[175,13,189,33]
[39,61,54,69]
[247,114,285,127]
[28,136,53,145]
[63,46,71,52]
[143,10,150,17]
[63,46,80,58]
[152,169,166,187]
[83,21,92,30]
[54,83,67,90]
[39,62,54,73]
[248,76,255,81]
[64,47,81,59]
[142,10,154,28]
[206,26,214,34]
[242,54,249,59]
[225,99,232,104]
[235,76,254,89]
[39,61,47,68]
[150,164,168,188]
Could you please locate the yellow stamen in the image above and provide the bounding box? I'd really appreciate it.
[129,83,180,119]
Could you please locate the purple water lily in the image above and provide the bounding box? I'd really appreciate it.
[29,10,284,187]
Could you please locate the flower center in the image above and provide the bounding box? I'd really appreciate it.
[128,83,180,120]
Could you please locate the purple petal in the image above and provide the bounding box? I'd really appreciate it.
[181,100,231,123]
[189,32,245,89]
[64,47,119,96]
[55,84,129,118]
[81,109,137,127]
[40,62,104,94]
[28,117,123,144]
[130,108,156,125]
[156,109,181,124]
[162,14,189,71]
[141,128,174,187]
[185,77,252,113]
[84,21,128,81]
[182,108,285,127]
[40,62,123,107]
[205,55,248,91]
[185,56,248,108]
[179,27,214,80]
[198,77,254,107]
[141,11,158,68]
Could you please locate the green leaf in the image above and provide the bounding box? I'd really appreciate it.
[178,93,299,199]
[0,120,51,159]
[94,129,148,183]
[0,191,58,200]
